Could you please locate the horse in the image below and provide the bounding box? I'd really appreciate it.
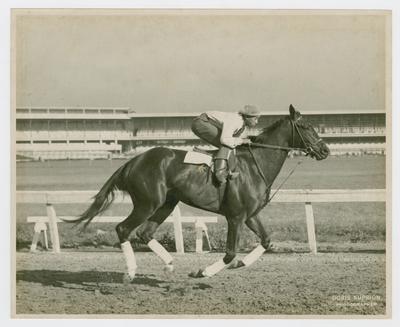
[66,104,329,280]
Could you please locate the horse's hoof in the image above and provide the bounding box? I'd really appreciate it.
[228,260,245,269]
[164,264,174,273]
[188,269,205,278]
[123,272,136,283]
[265,243,276,252]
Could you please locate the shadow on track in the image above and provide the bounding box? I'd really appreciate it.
[16,269,213,297]
[16,269,165,288]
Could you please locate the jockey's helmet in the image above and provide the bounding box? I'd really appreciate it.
[239,105,261,117]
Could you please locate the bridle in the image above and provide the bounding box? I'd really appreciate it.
[290,117,324,157]
[245,116,324,202]
[249,116,324,156]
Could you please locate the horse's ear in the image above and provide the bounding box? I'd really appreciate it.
[289,104,296,119]
[289,104,301,120]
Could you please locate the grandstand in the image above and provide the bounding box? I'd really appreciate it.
[16,107,132,160]
[15,107,386,160]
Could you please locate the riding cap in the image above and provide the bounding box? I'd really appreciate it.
[239,105,261,117]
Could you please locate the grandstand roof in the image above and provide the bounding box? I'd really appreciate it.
[16,106,131,120]
[18,106,130,111]
[129,109,385,118]
[16,107,385,119]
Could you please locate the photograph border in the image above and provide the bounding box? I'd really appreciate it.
[4,1,399,323]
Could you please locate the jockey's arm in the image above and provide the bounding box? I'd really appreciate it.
[220,123,246,148]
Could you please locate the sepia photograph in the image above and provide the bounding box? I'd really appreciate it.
[11,7,392,318]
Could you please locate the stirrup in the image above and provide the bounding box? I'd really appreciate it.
[215,169,228,184]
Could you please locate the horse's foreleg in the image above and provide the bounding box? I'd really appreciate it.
[245,214,272,249]
[240,244,266,267]
[230,214,269,269]
[192,219,242,278]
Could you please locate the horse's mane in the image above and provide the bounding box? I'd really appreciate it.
[252,116,288,144]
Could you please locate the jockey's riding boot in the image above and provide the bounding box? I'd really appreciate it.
[214,146,231,184]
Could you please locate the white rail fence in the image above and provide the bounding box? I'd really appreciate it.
[16,189,385,255]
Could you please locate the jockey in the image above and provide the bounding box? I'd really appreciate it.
[191,105,261,184]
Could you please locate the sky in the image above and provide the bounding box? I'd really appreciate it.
[15,11,389,114]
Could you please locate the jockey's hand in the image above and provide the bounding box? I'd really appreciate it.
[241,138,251,145]
[249,135,257,143]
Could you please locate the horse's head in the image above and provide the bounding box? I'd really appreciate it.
[289,104,330,160]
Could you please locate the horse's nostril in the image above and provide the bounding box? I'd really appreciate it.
[321,145,330,155]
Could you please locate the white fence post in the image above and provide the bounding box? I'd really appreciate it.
[195,220,203,253]
[172,206,184,254]
[46,204,61,253]
[305,202,317,254]
[30,231,40,252]
[30,222,48,252]
[43,225,49,250]
[195,220,212,253]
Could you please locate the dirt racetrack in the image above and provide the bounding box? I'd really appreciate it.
[14,251,386,317]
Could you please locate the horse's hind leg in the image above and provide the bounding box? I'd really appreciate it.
[116,205,162,280]
[135,199,178,272]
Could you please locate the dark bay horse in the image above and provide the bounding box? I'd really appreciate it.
[68,105,329,279]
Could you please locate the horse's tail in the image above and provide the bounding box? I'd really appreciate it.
[65,163,128,228]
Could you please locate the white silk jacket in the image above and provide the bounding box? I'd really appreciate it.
[205,111,248,148]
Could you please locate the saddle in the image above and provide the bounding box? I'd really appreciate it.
[184,147,238,208]
[192,146,217,156]
[191,146,238,173]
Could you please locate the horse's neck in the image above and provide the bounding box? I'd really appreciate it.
[252,146,288,185]
[251,122,292,185]
[261,121,292,147]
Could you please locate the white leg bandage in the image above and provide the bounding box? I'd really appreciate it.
[241,244,266,267]
[203,259,228,277]
[121,241,137,279]
[147,239,173,265]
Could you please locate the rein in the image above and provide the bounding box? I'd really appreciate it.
[245,117,315,202]
[246,144,303,203]
[246,142,304,152]
[249,118,324,155]
[246,144,269,187]
[268,160,303,202]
